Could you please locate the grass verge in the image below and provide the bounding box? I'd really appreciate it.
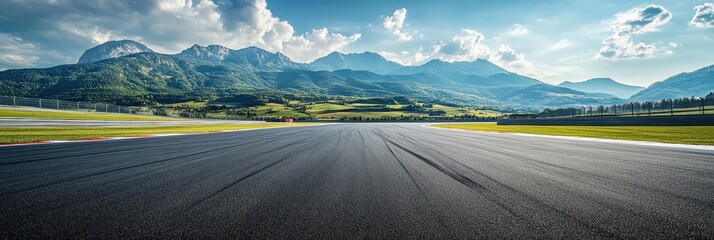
[0,123,315,144]
[0,109,179,121]
[434,123,714,145]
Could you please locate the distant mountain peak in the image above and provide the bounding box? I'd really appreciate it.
[585,78,619,84]
[207,44,228,50]
[356,51,381,56]
[327,51,343,55]
[392,58,509,80]
[557,77,643,99]
[78,39,153,64]
[308,51,402,74]
[176,45,298,69]
[179,44,229,61]
[503,83,620,107]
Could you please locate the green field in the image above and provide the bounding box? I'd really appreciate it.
[435,123,714,145]
[301,102,502,119]
[166,101,208,107]
[304,102,417,118]
[430,104,502,118]
[165,99,504,120]
[0,123,315,144]
[0,108,179,121]
[252,103,310,117]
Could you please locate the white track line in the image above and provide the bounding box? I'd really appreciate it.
[426,124,714,151]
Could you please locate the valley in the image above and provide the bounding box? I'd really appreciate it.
[162,96,503,120]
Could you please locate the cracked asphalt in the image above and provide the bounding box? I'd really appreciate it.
[1,123,712,238]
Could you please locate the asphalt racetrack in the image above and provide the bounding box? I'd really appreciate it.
[1,123,712,238]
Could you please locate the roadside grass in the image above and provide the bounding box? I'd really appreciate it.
[0,109,179,121]
[0,123,316,144]
[435,123,714,145]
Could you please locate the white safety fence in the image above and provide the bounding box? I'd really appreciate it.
[0,95,148,114]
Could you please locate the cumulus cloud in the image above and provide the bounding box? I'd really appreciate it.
[379,48,430,66]
[425,28,580,81]
[691,3,714,28]
[383,8,416,41]
[428,29,541,76]
[0,0,361,68]
[431,29,528,67]
[598,5,673,59]
[59,24,113,45]
[433,29,490,61]
[0,34,40,69]
[507,24,529,36]
[0,33,71,70]
[283,28,361,62]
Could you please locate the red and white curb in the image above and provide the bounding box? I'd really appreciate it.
[0,125,311,148]
[424,124,714,151]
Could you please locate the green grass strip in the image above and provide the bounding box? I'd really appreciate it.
[435,123,714,145]
[0,123,315,144]
[0,109,180,121]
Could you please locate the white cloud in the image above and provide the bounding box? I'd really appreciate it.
[379,48,430,66]
[60,23,113,44]
[157,0,193,11]
[691,3,714,28]
[433,29,529,67]
[598,5,672,60]
[507,24,529,36]
[283,28,361,62]
[433,29,490,61]
[424,28,582,81]
[203,0,361,62]
[0,0,361,67]
[431,29,543,76]
[0,34,41,68]
[383,8,416,41]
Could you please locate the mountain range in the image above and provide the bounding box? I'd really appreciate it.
[558,78,643,99]
[307,51,402,75]
[1,39,711,107]
[629,65,714,101]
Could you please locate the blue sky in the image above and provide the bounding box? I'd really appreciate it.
[0,0,712,87]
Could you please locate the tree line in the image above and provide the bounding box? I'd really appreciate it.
[534,92,714,118]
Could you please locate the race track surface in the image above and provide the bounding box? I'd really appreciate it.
[1,123,712,238]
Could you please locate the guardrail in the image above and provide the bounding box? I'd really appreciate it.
[0,95,149,115]
[498,115,714,126]
[525,94,714,119]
